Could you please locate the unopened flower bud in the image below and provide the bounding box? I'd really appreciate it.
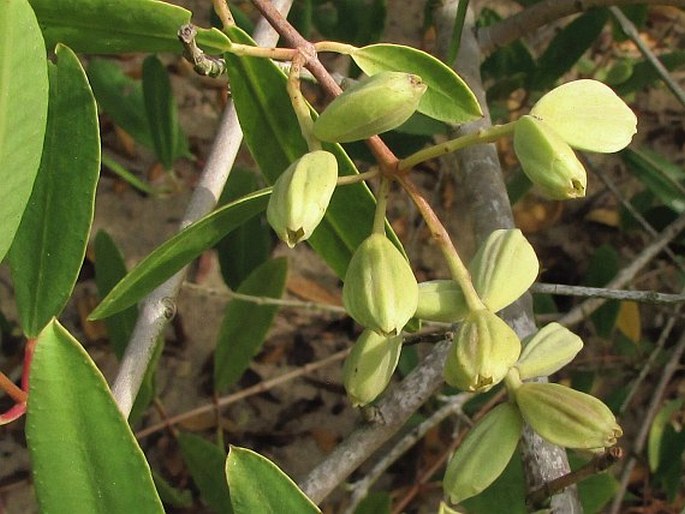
[313,71,427,143]
[514,115,587,200]
[444,309,521,392]
[266,150,338,248]
[515,323,583,380]
[343,234,418,336]
[469,229,539,312]
[530,79,637,153]
[515,382,623,449]
[342,329,403,407]
[443,402,523,505]
[415,280,469,323]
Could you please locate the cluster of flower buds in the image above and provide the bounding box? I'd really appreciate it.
[514,79,637,199]
[443,318,622,505]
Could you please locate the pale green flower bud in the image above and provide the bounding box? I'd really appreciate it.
[515,323,583,380]
[266,150,338,248]
[515,382,623,449]
[443,402,523,505]
[444,309,521,392]
[343,234,418,336]
[514,115,587,200]
[470,228,539,312]
[415,280,469,323]
[342,329,403,407]
[530,79,637,153]
[313,71,427,143]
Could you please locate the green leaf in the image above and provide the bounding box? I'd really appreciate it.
[354,492,391,514]
[143,55,179,170]
[460,451,526,514]
[178,433,233,514]
[214,258,288,392]
[152,471,193,509]
[226,446,321,514]
[90,189,271,320]
[94,231,138,359]
[8,44,99,337]
[26,320,164,513]
[224,25,401,278]
[88,59,190,160]
[216,168,272,289]
[312,0,385,46]
[529,9,609,90]
[615,51,685,95]
[583,244,620,338]
[0,0,49,263]
[621,148,685,213]
[29,0,230,54]
[648,398,684,472]
[351,43,482,124]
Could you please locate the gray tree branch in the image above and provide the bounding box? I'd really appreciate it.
[477,0,685,55]
[435,2,582,512]
[111,0,294,417]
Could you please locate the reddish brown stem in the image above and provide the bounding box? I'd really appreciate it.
[249,0,399,170]
[0,371,26,404]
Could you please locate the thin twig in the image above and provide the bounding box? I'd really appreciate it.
[299,339,452,502]
[558,211,685,327]
[531,282,685,304]
[390,390,506,514]
[527,447,624,509]
[619,304,681,413]
[582,154,685,274]
[476,0,685,55]
[609,6,685,108]
[136,348,349,440]
[181,281,347,314]
[609,328,685,513]
[343,393,470,514]
[111,0,295,418]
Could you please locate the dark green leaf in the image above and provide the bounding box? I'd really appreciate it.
[224,25,402,278]
[648,398,684,472]
[615,51,685,95]
[583,244,620,338]
[88,59,190,160]
[9,44,99,337]
[143,55,179,170]
[621,148,685,213]
[226,446,320,514]
[529,9,609,90]
[216,168,272,289]
[289,0,313,39]
[0,0,49,263]
[27,320,164,513]
[354,492,391,514]
[29,0,230,54]
[351,43,482,124]
[611,5,648,41]
[94,230,138,359]
[460,451,526,513]
[90,189,271,320]
[480,8,536,98]
[313,0,385,46]
[214,258,288,392]
[179,433,232,514]
[152,471,194,509]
